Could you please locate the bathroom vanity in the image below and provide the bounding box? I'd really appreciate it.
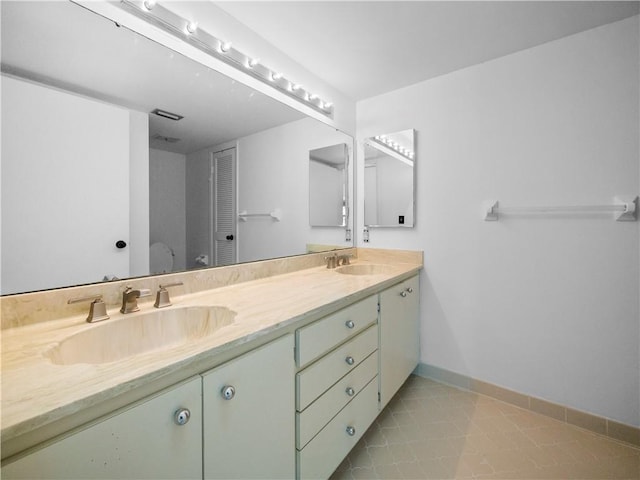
[1,249,421,479]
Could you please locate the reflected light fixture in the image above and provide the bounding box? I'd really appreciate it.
[185,21,198,34]
[118,0,334,117]
[373,135,414,162]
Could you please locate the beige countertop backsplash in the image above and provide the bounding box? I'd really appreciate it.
[1,247,422,458]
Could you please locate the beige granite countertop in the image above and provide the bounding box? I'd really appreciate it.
[1,249,422,458]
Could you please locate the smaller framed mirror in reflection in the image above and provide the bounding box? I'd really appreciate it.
[364,129,416,227]
[309,143,349,227]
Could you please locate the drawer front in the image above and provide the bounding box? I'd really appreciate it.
[296,325,378,411]
[297,377,378,480]
[296,295,378,368]
[297,350,378,449]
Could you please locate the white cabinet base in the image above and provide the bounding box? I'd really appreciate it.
[2,377,202,480]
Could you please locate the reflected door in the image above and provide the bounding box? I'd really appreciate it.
[213,149,237,266]
[1,76,130,294]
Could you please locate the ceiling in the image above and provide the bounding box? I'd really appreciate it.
[216,1,640,101]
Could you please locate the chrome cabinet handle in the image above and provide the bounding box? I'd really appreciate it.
[174,408,191,426]
[345,320,355,329]
[345,387,355,397]
[221,385,236,400]
[406,287,413,293]
[400,291,407,297]
[346,426,356,436]
[345,356,355,366]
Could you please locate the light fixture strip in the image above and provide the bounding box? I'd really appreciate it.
[372,137,414,161]
[118,0,333,117]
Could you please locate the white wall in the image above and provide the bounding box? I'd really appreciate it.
[357,16,640,427]
[185,148,212,269]
[149,149,186,272]
[237,117,353,263]
[129,111,150,277]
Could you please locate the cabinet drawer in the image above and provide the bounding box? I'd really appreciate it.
[297,350,377,449]
[296,295,378,368]
[296,325,378,411]
[297,377,378,480]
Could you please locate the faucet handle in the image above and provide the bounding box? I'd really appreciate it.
[339,253,354,265]
[68,294,110,323]
[154,282,184,308]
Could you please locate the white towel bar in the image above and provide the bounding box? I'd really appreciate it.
[484,196,638,222]
[238,208,282,222]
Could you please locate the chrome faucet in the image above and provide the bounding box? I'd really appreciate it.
[337,254,353,266]
[325,253,338,269]
[120,286,152,314]
[325,253,354,269]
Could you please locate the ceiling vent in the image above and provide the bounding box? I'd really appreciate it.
[151,108,183,121]
[150,133,181,143]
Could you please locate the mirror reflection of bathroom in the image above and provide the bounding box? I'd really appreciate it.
[309,143,349,227]
[0,1,353,295]
[364,129,416,227]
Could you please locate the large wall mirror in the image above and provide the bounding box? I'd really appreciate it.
[364,129,416,227]
[0,1,353,295]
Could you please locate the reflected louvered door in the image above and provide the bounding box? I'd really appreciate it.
[213,148,236,266]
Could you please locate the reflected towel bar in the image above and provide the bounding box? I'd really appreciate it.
[238,209,282,222]
[484,196,638,221]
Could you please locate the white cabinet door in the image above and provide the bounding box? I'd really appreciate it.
[202,334,295,479]
[379,275,420,408]
[2,377,202,479]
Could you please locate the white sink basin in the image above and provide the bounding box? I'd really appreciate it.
[335,264,395,276]
[45,306,236,365]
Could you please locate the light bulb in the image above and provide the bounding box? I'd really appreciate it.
[323,102,333,110]
[143,0,155,11]
[292,83,302,91]
[247,58,259,68]
[271,72,283,81]
[186,21,198,34]
[220,41,232,53]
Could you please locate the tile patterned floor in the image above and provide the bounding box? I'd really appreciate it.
[330,375,640,479]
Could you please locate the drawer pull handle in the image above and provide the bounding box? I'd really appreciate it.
[346,425,356,436]
[345,320,355,329]
[345,387,355,397]
[400,291,407,298]
[406,287,413,293]
[174,408,191,426]
[221,385,236,400]
[345,356,355,365]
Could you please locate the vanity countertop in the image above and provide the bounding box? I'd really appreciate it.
[1,252,422,457]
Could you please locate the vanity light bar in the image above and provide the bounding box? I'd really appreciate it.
[373,135,414,161]
[118,0,334,117]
